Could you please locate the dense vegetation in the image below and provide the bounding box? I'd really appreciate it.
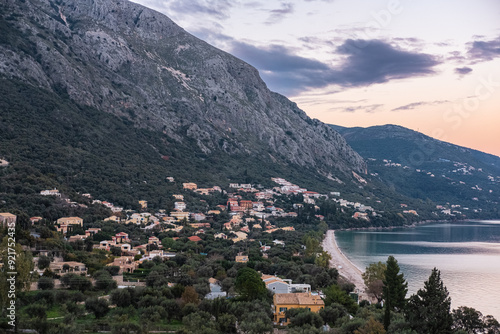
[0,77,418,216]
[2,218,498,333]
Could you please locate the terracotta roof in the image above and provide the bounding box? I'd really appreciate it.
[273,293,324,306]
[188,236,202,242]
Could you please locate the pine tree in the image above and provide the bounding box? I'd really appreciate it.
[382,255,408,329]
[406,268,453,334]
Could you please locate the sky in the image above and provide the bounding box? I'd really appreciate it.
[131,0,500,157]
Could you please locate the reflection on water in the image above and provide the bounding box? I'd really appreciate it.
[335,221,500,319]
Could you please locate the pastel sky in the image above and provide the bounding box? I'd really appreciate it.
[131,0,500,157]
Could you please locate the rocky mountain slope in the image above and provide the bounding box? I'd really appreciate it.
[0,0,365,177]
[332,124,500,211]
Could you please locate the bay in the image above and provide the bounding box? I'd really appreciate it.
[335,220,500,319]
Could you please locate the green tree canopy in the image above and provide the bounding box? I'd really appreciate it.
[0,237,33,307]
[234,267,267,301]
[362,261,387,303]
[382,255,408,329]
[452,306,488,334]
[406,268,453,334]
[314,250,332,269]
[323,284,358,314]
[37,276,55,290]
[85,297,109,319]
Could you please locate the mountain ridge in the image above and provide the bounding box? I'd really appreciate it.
[331,123,500,211]
[0,0,366,176]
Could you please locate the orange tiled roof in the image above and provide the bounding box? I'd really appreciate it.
[273,293,324,306]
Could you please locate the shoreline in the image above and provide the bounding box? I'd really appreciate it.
[322,230,371,302]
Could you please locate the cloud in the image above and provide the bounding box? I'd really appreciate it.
[167,0,234,20]
[333,39,440,86]
[228,38,440,95]
[467,36,500,63]
[265,2,294,25]
[392,100,450,112]
[334,104,384,113]
[454,67,473,76]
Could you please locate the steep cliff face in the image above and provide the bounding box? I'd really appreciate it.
[0,0,366,176]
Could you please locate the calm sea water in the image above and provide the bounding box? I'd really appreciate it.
[335,220,500,319]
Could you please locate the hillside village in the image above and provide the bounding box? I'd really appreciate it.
[0,176,415,332]
[1,176,488,333]
[18,177,384,276]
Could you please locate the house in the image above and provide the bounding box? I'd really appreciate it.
[112,232,130,244]
[195,188,211,195]
[85,228,101,237]
[191,213,206,221]
[170,211,190,221]
[190,222,210,229]
[138,200,148,209]
[0,213,17,227]
[303,191,321,198]
[104,215,121,223]
[30,216,43,224]
[40,188,61,197]
[188,236,202,242]
[240,200,253,210]
[235,253,249,263]
[183,183,198,190]
[262,275,311,294]
[174,202,187,211]
[162,216,177,224]
[68,235,86,243]
[57,217,83,233]
[50,261,87,275]
[273,293,324,325]
[232,231,247,242]
[353,212,369,220]
[173,194,184,200]
[57,217,83,226]
[166,177,175,182]
[214,233,227,239]
[205,280,227,300]
[107,256,138,274]
[120,244,132,252]
[148,236,160,245]
[255,192,273,200]
[98,240,115,251]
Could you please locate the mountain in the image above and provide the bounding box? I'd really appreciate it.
[0,0,367,211]
[332,124,500,212]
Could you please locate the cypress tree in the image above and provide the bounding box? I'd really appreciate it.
[406,268,453,334]
[382,255,408,329]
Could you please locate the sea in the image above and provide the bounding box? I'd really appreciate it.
[334,220,500,320]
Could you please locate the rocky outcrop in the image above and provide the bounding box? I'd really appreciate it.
[0,0,366,176]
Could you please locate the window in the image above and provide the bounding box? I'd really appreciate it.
[279,317,287,323]
[279,307,287,313]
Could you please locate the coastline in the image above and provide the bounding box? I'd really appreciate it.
[322,230,371,302]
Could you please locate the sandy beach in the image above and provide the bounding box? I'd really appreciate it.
[322,230,371,302]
